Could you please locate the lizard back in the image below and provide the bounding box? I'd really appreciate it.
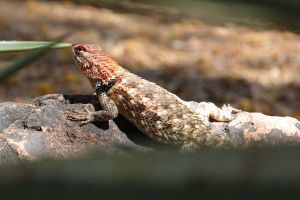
[108,71,226,147]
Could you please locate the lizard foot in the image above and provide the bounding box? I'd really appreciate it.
[66,104,96,126]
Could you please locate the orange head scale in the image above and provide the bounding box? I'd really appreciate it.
[72,44,125,87]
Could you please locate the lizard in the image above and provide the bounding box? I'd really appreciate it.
[67,44,234,152]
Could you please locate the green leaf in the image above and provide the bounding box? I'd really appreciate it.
[0,42,70,81]
[0,41,72,53]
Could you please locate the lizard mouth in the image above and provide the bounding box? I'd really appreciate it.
[72,47,93,74]
[75,56,92,73]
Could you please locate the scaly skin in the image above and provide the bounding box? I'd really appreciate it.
[69,44,233,151]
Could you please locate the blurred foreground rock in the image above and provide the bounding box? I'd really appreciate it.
[0,94,299,163]
[1,146,300,199]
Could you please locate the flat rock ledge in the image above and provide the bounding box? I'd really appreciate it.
[0,94,299,163]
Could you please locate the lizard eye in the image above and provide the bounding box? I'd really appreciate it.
[73,45,87,56]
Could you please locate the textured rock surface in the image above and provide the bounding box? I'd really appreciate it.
[0,94,149,163]
[0,94,299,162]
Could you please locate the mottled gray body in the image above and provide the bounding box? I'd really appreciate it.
[108,72,225,149]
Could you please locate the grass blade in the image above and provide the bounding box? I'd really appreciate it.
[0,41,71,53]
[0,42,70,81]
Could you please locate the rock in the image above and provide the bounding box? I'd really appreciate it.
[0,94,150,162]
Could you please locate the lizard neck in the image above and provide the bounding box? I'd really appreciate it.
[88,66,126,89]
[84,50,126,87]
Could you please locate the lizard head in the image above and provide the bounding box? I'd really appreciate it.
[72,44,124,86]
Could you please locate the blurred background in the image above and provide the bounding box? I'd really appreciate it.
[0,0,299,119]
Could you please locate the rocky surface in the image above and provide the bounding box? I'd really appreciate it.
[0,94,299,163]
[0,94,151,163]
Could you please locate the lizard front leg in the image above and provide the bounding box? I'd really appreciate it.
[67,92,118,125]
[66,81,118,125]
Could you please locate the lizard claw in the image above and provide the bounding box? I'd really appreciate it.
[66,105,95,125]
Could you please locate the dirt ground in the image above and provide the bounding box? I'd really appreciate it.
[0,0,299,119]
